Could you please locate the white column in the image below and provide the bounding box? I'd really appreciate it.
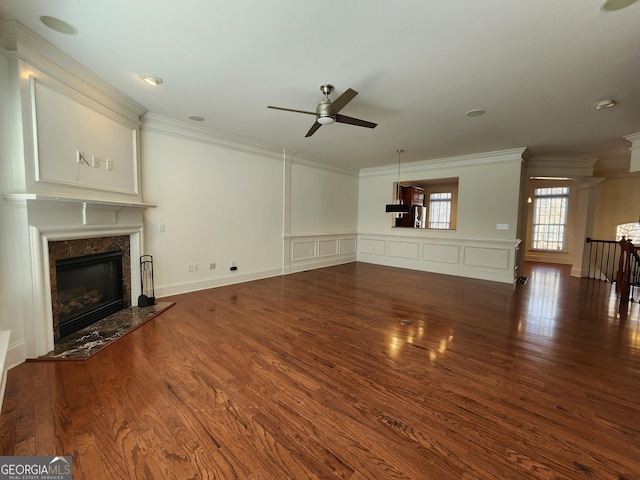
[282,151,292,274]
[571,177,603,277]
[625,132,640,173]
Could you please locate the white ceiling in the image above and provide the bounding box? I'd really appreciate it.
[1,0,639,171]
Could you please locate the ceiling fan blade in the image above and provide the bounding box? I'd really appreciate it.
[328,88,358,114]
[335,114,377,129]
[267,106,316,116]
[305,121,322,137]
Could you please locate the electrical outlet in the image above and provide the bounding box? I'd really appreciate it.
[193,263,199,272]
[106,158,113,171]
[187,264,193,273]
[209,262,216,270]
[496,223,510,230]
[92,155,101,168]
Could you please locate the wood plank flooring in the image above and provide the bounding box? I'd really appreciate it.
[1,262,639,479]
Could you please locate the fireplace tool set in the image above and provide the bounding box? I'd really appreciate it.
[138,255,156,307]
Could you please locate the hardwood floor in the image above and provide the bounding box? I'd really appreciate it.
[1,262,639,479]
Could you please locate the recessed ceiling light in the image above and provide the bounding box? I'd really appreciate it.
[187,115,205,122]
[595,99,616,109]
[139,75,163,86]
[466,109,486,117]
[40,16,78,35]
[601,0,639,11]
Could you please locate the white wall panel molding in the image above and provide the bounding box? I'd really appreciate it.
[388,240,420,259]
[288,233,357,273]
[318,239,339,257]
[357,233,518,283]
[4,19,146,120]
[463,245,510,270]
[339,237,357,255]
[422,243,460,264]
[30,76,140,194]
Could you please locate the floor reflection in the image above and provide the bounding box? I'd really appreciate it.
[513,263,640,355]
[521,266,561,337]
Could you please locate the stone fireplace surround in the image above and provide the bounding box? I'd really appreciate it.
[4,193,152,358]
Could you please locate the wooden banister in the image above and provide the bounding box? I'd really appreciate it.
[617,237,640,312]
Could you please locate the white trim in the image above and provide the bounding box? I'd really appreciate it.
[0,330,11,412]
[359,148,527,178]
[357,233,519,284]
[4,19,146,120]
[142,113,358,176]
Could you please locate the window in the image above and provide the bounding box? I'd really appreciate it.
[428,192,452,229]
[616,222,640,243]
[531,186,569,251]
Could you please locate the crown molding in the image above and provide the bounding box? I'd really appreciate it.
[1,18,147,121]
[359,147,527,178]
[625,131,640,173]
[527,156,598,178]
[141,113,358,176]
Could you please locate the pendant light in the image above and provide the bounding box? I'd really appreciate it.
[385,149,411,213]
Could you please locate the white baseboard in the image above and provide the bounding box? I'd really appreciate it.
[0,330,12,412]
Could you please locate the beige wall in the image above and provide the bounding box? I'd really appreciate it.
[593,176,640,240]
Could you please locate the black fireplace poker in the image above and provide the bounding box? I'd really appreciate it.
[138,255,156,307]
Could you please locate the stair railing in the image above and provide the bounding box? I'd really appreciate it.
[618,238,640,308]
[585,237,620,282]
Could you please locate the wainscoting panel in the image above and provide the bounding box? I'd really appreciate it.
[359,238,386,256]
[463,246,510,270]
[318,239,339,258]
[289,234,358,273]
[357,233,518,284]
[422,243,460,264]
[388,240,420,260]
[339,237,357,255]
[292,241,316,261]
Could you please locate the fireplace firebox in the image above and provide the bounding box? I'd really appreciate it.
[54,250,125,338]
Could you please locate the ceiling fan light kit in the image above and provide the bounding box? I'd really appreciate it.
[317,116,336,125]
[139,74,163,86]
[267,83,377,137]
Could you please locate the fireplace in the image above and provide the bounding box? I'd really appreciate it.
[49,235,132,341]
[54,251,125,338]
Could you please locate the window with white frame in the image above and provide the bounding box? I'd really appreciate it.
[531,186,569,251]
[428,192,452,229]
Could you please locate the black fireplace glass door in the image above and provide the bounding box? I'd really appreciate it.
[56,251,124,338]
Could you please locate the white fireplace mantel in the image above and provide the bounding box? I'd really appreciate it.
[3,192,155,209]
[4,193,155,226]
[4,192,155,359]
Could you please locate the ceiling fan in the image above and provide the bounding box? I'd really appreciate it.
[268,84,377,137]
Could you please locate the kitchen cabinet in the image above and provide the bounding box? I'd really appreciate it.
[395,186,425,228]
